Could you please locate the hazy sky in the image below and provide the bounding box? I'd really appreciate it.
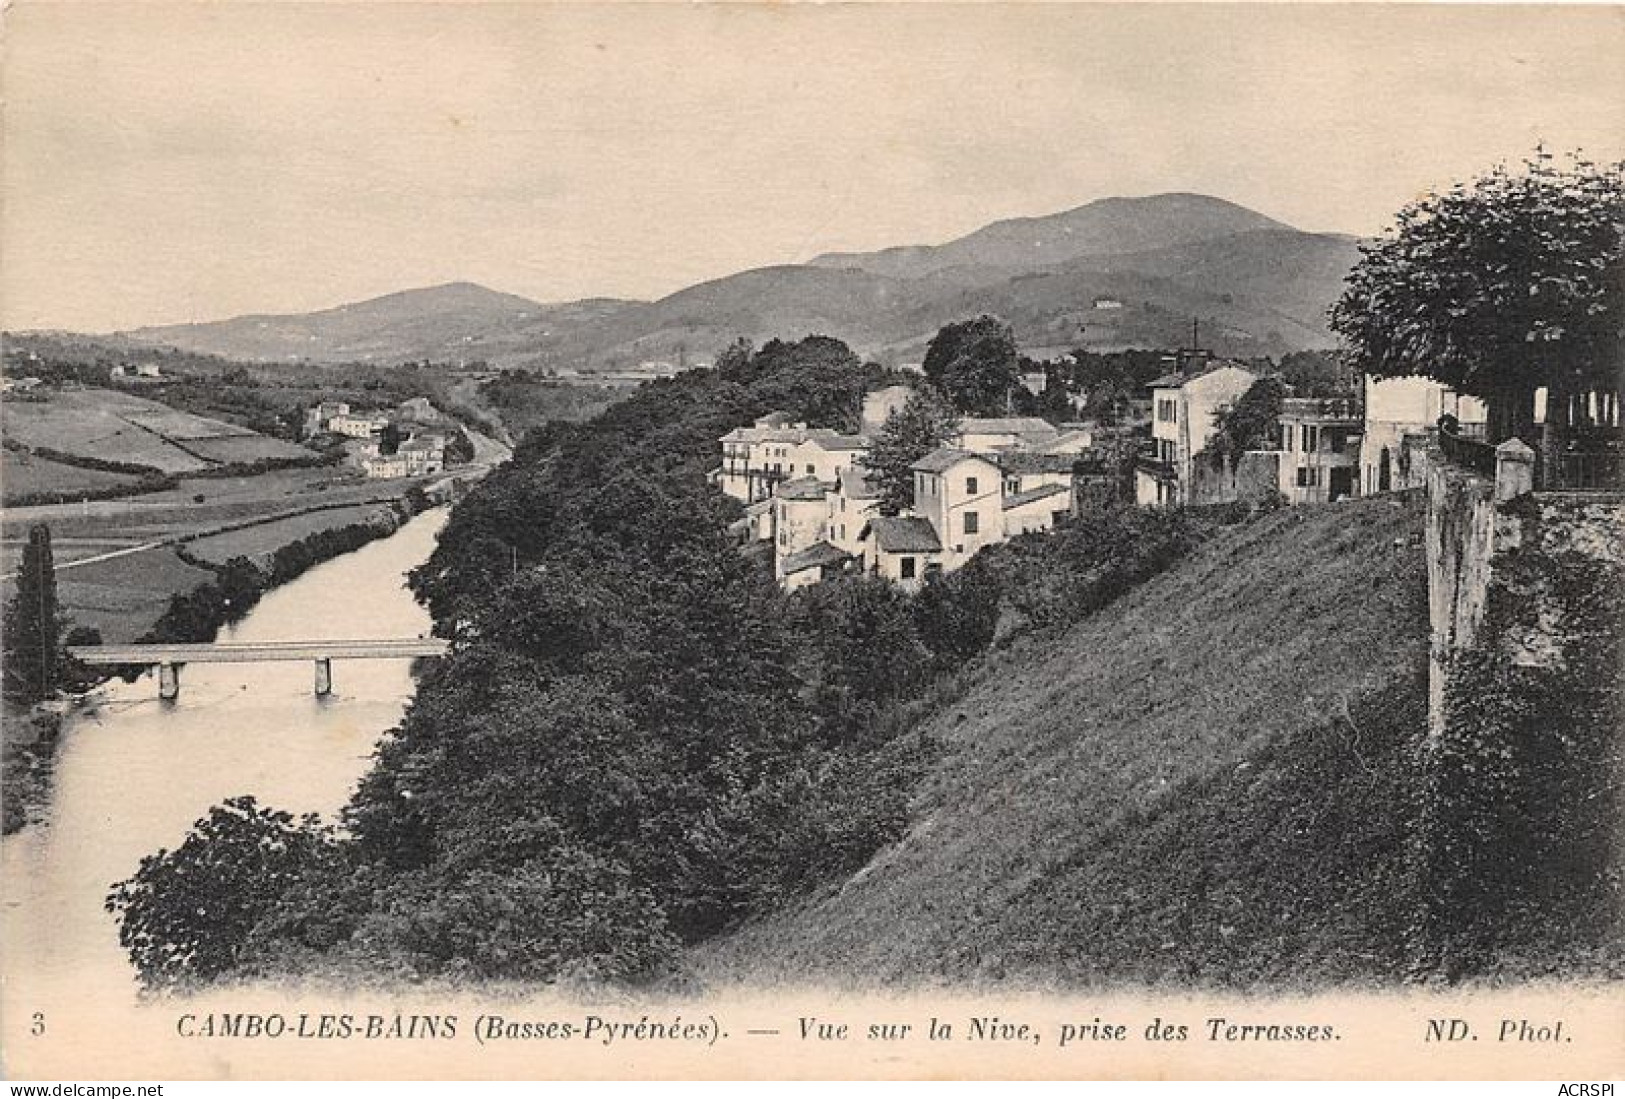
[4,3,1622,332]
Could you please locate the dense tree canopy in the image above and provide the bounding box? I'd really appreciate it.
[1205,377,1287,471]
[3,525,61,704]
[858,387,962,515]
[923,315,1024,416]
[106,332,1232,990]
[1330,151,1625,439]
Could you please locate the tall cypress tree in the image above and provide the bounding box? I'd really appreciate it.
[4,524,61,704]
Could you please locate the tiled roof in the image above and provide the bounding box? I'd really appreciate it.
[1148,360,1256,389]
[861,516,943,554]
[780,540,852,575]
[720,425,806,444]
[839,467,882,500]
[957,417,1058,436]
[1043,430,1094,452]
[996,451,1078,475]
[775,476,833,502]
[1003,483,1071,511]
[911,447,994,474]
[802,429,871,451]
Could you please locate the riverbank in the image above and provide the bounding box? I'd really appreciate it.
[1,701,63,834]
[0,496,449,837]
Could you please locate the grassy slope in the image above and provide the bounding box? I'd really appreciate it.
[699,494,1431,990]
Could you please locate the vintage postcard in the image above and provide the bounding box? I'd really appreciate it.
[2,1,1622,1083]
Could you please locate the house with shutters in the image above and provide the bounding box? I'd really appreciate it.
[715,391,1087,591]
[718,415,871,504]
[1276,397,1362,503]
[909,449,1006,572]
[1135,361,1259,506]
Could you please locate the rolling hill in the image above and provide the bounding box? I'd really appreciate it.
[807,192,1299,277]
[121,282,631,365]
[102,193,1359,369]
[698,496,1433,989]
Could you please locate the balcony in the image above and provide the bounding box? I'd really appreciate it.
[1134,453,1175,480]
[1280,397,1361,423]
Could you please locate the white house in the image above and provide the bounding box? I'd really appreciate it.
[1135,361,1258,507]
[1277,396,1361,503]
[786,430,870,484]
[911,449,1007,571]
[1360,375,1487,495]
[718,414,813,503]
[1003,484,1073,537]
[828,467,883,556]
[856,517,943,591]
[779,541,853,591]
[304,401,350,438]
[363,454,409,479]
[951,417,1060,454]
[772,476,836,581]
[331,412,390,439]
[399,434,446,477]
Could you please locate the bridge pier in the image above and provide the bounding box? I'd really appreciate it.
[314,658,332,697]
[159,662,180,701]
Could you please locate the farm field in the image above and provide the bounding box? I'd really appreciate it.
[176,434,309,464]
[51,547,218,643]
[1,467,426,546]
[1,459,436,640]
[184,503,395,566]
[1,448,145,500]
[2,387,312,473]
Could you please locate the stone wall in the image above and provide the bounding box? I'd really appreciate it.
[1423,453,1500,739]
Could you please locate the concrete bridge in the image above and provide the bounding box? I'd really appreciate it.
[67,639,449,700]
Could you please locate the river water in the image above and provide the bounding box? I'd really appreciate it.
[0,507,447,998]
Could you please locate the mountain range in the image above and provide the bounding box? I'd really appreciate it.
[109,193,1360,369]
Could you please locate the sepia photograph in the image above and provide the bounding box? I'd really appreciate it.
[1,1,1621,1083]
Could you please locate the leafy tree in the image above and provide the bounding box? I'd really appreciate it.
[1331,151,1624,443]
[379,421,404,456]
[788,576,933,743]
[1277,350,1354,397]
[3,525,61,704]
[105,796,339,990]
[923,316,1024,415]
[1205,377,1286,471]
[858,388,962,515]
[714,337,754,379]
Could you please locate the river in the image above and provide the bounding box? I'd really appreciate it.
[0,506,448,998]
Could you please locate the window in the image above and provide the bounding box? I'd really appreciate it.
[1296,466,1322,487]
[806,464,814,475]
[1157,397,1179,423]
[1302,425,1320,452]
[900,556,916,580]
[963,511,979,535]
[966,476,979,495]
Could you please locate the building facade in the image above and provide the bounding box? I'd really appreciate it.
[1135,362,1259,506]
[1277,397,1362,503]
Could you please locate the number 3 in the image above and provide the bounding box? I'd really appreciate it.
[31,1012,45,1036]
